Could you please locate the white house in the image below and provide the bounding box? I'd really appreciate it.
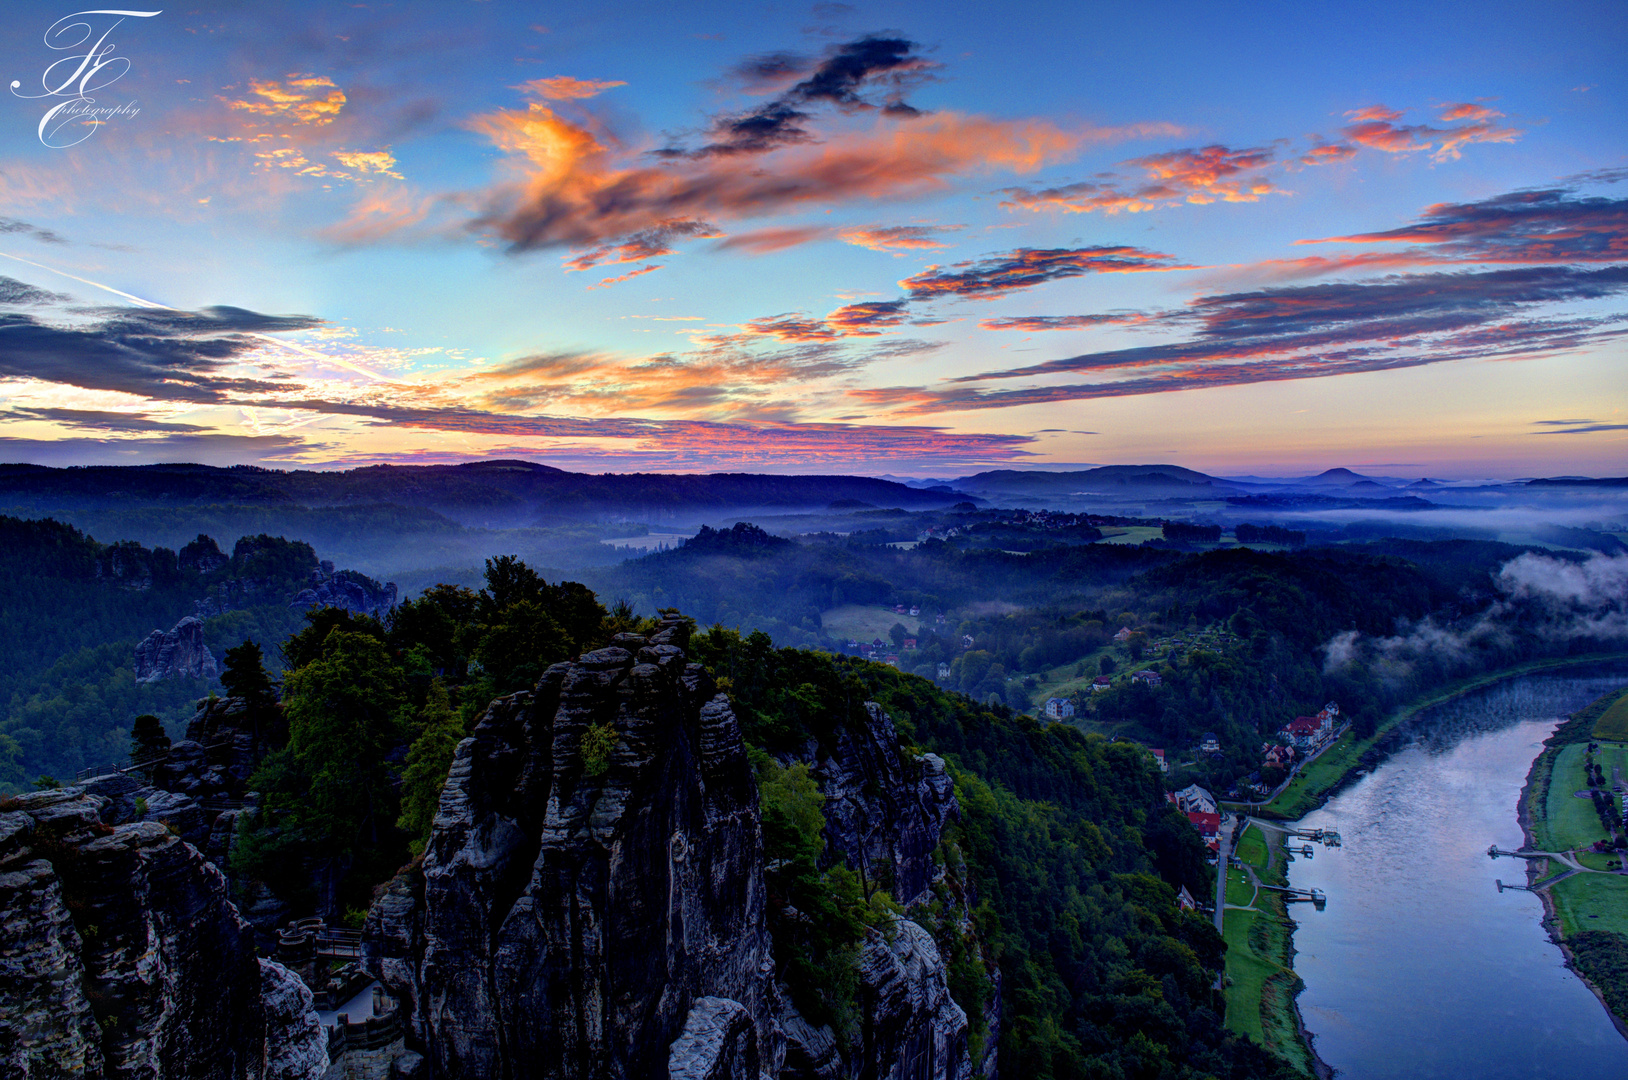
[1044,697,1076,720]
[1173,783,1217,816]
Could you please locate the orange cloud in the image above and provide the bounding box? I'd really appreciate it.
[224,76,346,126]
[331,149,403,179]
[1126,144,1281,204]
[1299,141,1359,166]
[523,76,628,101]
[838,224,960,254]
[1001,143,1282,216]
[465,92,1146,250]
[1437,102,1502,123]
[713,226,833,253]
[1340,103,1519,162]
[742,300,912,341]
[587,263,664,289]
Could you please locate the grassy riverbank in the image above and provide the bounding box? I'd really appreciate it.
[1222,823,1314,1074]
[1522,686,1628,1031]
[1248,652,1628,821]
[1220,653,1628,1070]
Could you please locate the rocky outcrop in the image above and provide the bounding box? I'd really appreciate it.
[290,563,397,619]
[0,787,330,1078]
[366,619,781,1080]
[802,702,958,907]
[133,615,219,684]
[171,694,289,799]
[360,615,993,1080]
[259,959,330,1080]
[79,771,213,849]
[855,921,970,1080]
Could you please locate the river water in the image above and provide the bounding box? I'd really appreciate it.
[1285,669,1628,1079]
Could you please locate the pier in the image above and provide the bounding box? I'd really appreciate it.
[1259,884,1328,909]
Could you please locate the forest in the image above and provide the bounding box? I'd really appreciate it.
[215,558,1293,1079]
[0,515,381,787]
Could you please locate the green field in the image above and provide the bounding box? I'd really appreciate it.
[1221,826,1310,1073]
[1546,744,1614,851]
[818,604,920,644]
[1096,525,1164,546]
[1226,867,1256,907]
[1549,873,1628,937]
[1595,694,1628,740]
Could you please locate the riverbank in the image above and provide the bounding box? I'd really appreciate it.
[1242,652,1628,822]
[1221,654,1628,1073]
[1518,686,1628,1040]
[1221,821,1328,1076]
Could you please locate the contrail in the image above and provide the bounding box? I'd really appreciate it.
[0,249,390,382]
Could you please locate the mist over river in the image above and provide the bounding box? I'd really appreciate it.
[1285,668,1628,1079]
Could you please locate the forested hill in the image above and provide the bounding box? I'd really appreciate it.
[585,530,1610,801]
[0,461,972,524]
[217,558,1294,1079]
[0,515,384,788]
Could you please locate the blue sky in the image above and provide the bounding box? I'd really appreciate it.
[0,0,1623,476]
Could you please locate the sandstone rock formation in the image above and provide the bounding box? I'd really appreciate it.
[289,563,397,619]
[367,619,781,1079]
[133,615,219,684]
[0,786,326,1079]
[801,701,958,907]
[365,618,993,1080]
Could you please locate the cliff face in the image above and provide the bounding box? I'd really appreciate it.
[802,701,958,907]
[367,621,992,1080]
[0,787,327,1079]
[369,621,779,1080]
[133,616,219,684]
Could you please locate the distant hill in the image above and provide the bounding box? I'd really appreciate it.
[0,460,973,526]
[949,464,1243,495]
[1287,467,1379,488]
[1526,476,1628,488]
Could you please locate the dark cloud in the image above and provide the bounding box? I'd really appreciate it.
[858,266,1628,413]
[743,299,912,341]
[5,407,210,433]
[666,35,934,158]
[979,312,1149,331]
[1309,187,1628,265]
[0,275,69,306]
[0,302,319,403]
[1532,423,1628,435]
[229,395,1034,466]
[0,217,65,244]
[0,433,317,467]
[900,245,1189,300]
[565,219,723,271]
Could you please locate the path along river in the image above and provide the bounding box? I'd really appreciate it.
[1284,668,1628,1079]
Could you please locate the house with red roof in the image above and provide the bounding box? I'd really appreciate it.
[1187,811,1221,852]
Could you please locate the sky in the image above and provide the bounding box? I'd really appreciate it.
[0,0,1623,478]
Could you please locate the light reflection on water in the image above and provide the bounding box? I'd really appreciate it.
[1286,671,1628,1079]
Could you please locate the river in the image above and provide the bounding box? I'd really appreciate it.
[1284,669,1628,1079]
